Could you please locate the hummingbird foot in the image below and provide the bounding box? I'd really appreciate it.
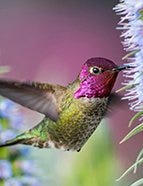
[77,148,81,152]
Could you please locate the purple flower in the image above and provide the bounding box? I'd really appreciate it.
[5,177,40,186]
[0,160,12,179]
[5,178,22,186]
[19,160,36,175]
[0,98,39,185]
[21,176,40,186]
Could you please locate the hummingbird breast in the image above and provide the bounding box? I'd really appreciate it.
[47,95,108,152]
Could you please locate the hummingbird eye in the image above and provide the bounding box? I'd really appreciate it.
[89,66,102,75]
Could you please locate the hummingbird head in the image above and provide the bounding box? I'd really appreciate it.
[74,57,130,99]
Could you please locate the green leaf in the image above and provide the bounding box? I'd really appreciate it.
[134,149,143,173]
[129,112,143,127]
[130,178,143,186]
[116,157,143,181]
[120,123,143,144]
[116,83,138,93]
[139,9,143,20]
[122,50,140,60]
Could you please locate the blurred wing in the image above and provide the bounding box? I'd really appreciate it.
[108,93,121,107]
[106,92,126,116]
[0,79,66,121]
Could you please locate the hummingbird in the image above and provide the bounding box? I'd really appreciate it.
[0,57,129,152]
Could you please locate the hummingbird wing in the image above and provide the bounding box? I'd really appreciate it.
[106,92,126,115]
[0,79,66,121]
[108,93,121,106]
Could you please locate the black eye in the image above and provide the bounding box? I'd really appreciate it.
[89,66,102,74]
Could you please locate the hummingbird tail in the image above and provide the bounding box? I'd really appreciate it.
[0,131,33,148]
[0,138,25,147]
[0,118,49,148]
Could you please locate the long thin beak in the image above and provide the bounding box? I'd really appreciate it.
[113,65,133,72]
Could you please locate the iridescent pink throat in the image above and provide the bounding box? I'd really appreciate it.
[74,73,117,99]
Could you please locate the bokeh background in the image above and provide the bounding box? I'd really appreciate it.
[0,0,142,185]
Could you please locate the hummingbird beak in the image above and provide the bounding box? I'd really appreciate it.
[112,65,133,72]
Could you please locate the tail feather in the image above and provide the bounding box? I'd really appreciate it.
[0,132,33,148]
[0,119,48,148]
[0,138,25,147]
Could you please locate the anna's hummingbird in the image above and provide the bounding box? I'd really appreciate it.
[0,57,129,151]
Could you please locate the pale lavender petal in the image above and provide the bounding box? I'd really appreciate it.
[114,0,143,112]
[19,160,37,174]
[0,160,12,179]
